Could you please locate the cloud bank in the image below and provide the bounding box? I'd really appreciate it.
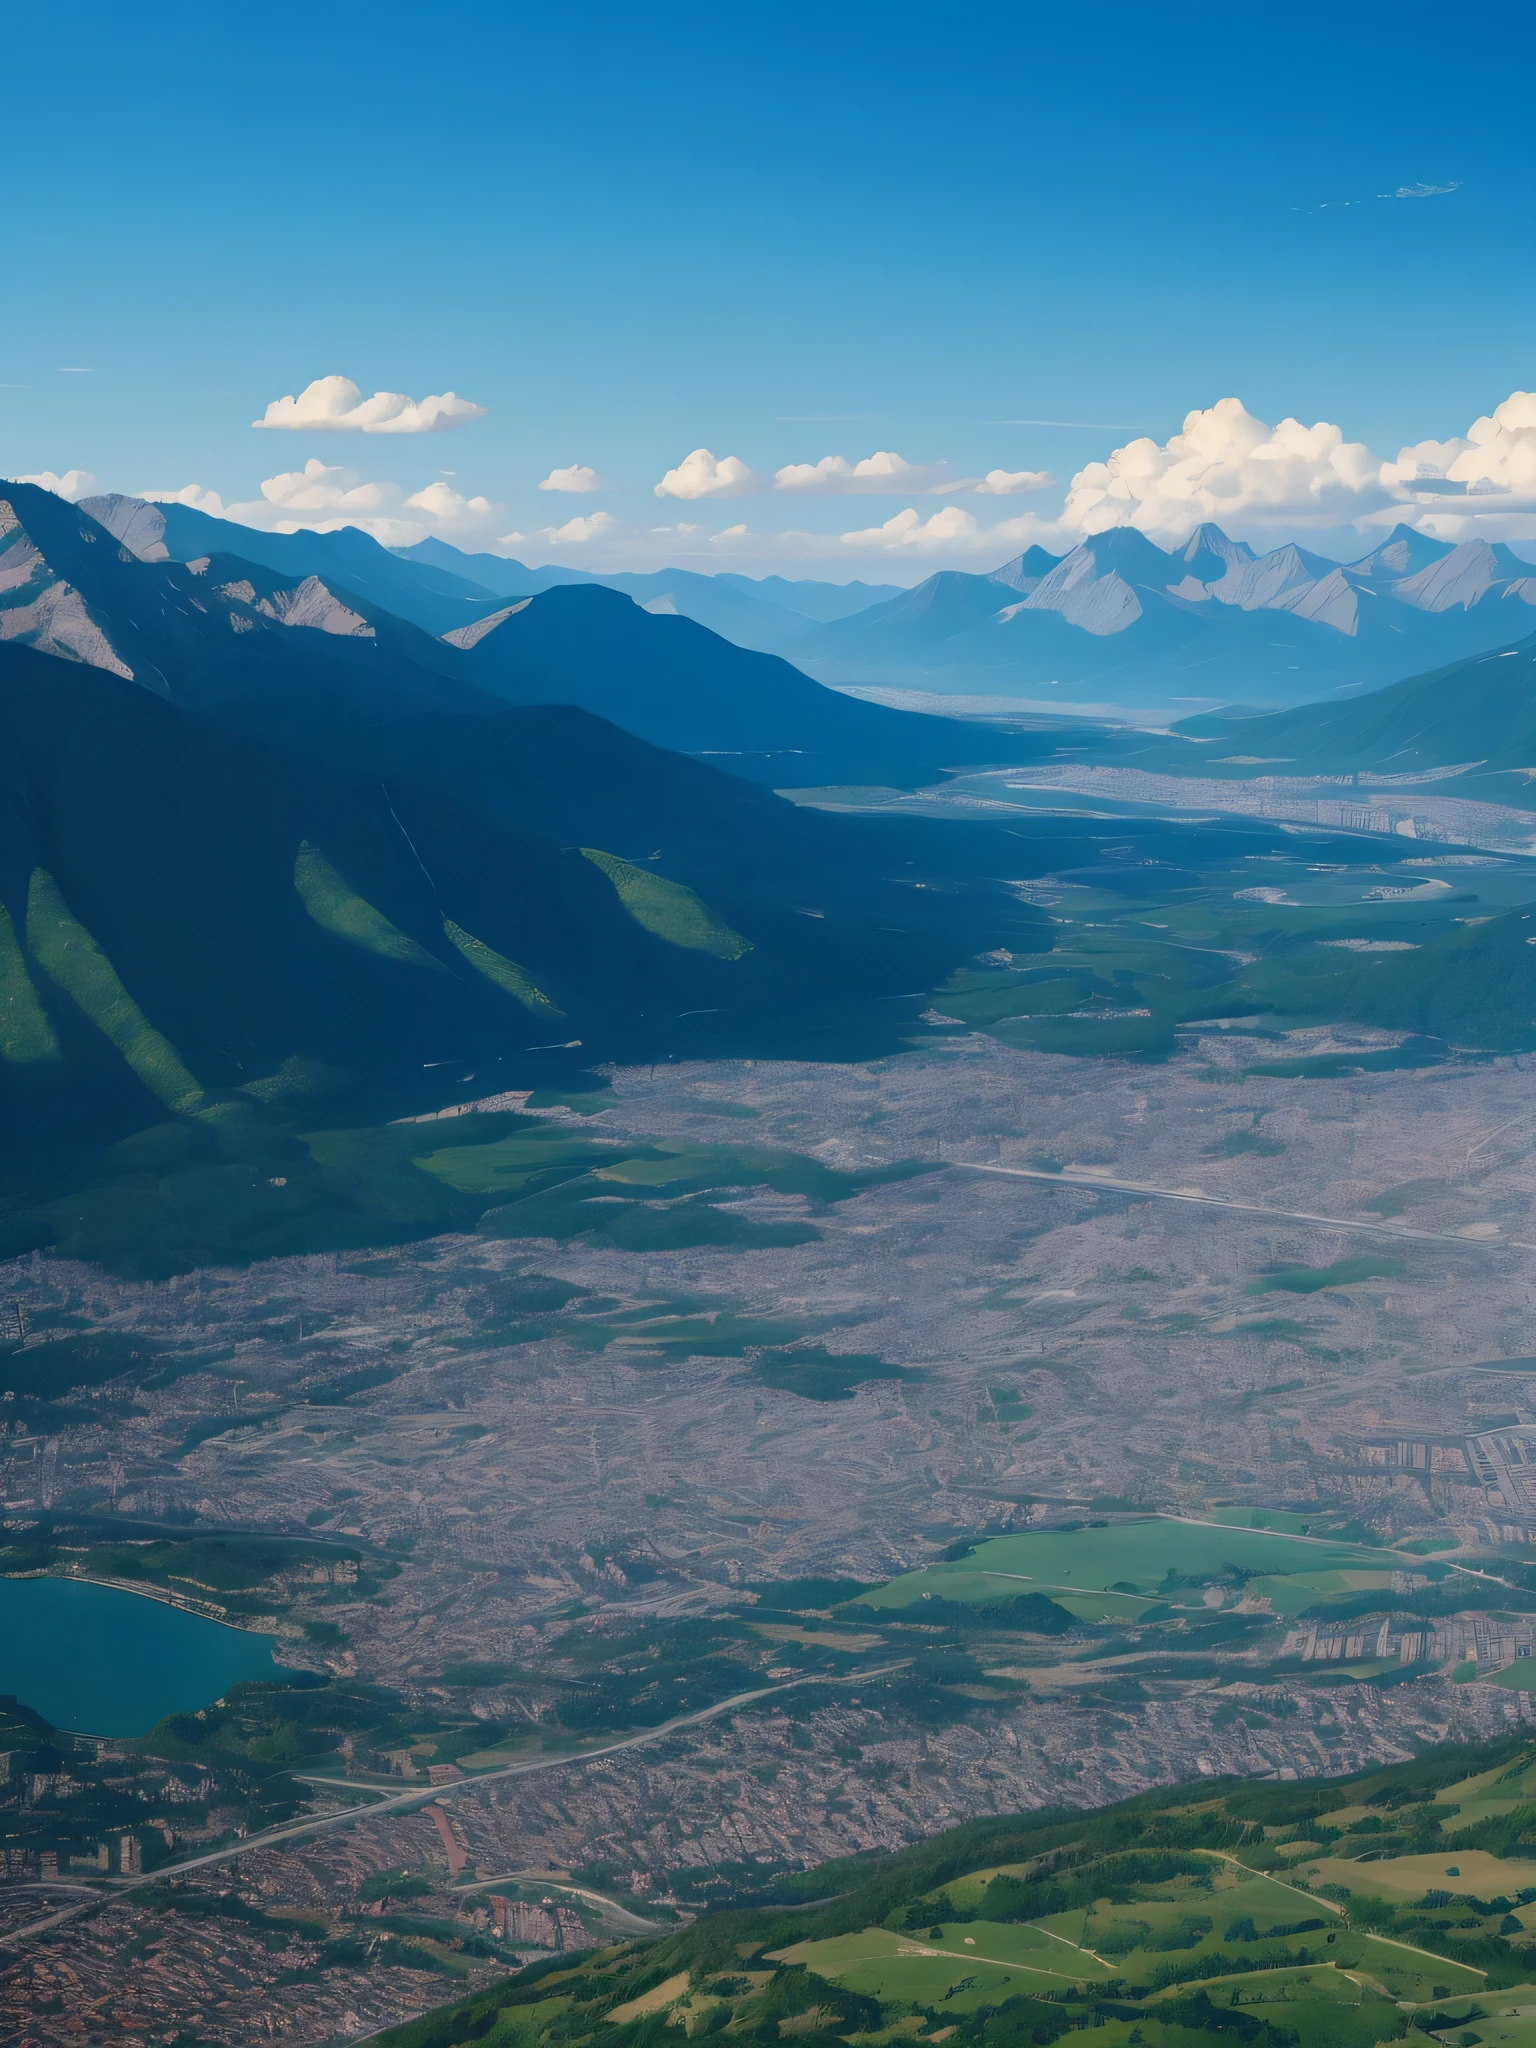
[253,376,487,434]
[1059,398,1386,538]
[19,469,99,502]
[773,450,970,495]
[502,510,617,546]
[26,384,1536,584]
[137,460,501,549]
[657,449,1056,499]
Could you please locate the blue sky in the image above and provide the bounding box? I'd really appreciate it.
[5,0,1534,579]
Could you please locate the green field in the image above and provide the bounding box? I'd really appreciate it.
[774,1920,1108,2004]
[919,833,1536,1062]
[849,1517,1401,1615]
[414,1127,625,1193]
[580,847,752,959]
[441,917,563,1015]
[26,868,204,1110]
[293,841,445,970]
[0,900,59,1064]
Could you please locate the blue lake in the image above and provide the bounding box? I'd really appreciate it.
[0,1577,297,1735]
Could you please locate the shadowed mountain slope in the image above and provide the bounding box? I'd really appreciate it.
[0,484,1063,1225]
[8,484,1061,788]
[1155,633,1536,782]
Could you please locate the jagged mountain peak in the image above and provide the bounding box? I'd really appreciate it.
[0,485,136,681]
[1176,521,1255,576]
[1061,525,1182,579]
[78,493,170,562]
[1347,522,1456,578]
[989,545,1063,592]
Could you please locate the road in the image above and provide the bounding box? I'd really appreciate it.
[956,1161,1535,1250]
[127,1663,910,1889]
[453,1870,666,1935]
[0,1893,102,1949]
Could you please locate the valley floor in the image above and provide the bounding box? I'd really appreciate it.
[11,1030,1536,2041]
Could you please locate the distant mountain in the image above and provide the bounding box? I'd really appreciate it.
[394,536,900,654]
[440,580,1058,786]
[67,494,1536,717]
[59,489,1036,785]
[797,521,1536,712]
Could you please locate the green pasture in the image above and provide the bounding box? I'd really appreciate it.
[580,847,751,959]
[1204,1508,1323,1533]
[1302,1849,1536,1901]
[1488,1664,1536,1695]
[1447,2010,1536,2048]
[26,867,204,1111]
[441,917,562,1016]
[773,1922,1105,2005]
[0,900,58,1064]
[1434,1756,1536,1826]
[1242,1567,1396,1616]
[414,1127,625,1192]
[293,842,445,972]
[849,1518,1397,1613]
[913,830,1536,1062]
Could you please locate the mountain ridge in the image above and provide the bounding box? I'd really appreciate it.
[54,486,1536,715]
[2,482,1068,791]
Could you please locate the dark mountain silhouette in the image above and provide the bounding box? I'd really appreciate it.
[0,481,1060,1251]
[56,486,1062,787]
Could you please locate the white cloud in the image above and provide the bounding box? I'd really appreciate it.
[403,479,498,524]
[1380,181,1459,198]
[838,505,984,550]
[1059,398,1389,540]
[654,449,759,499]
[974,467,1054,496]
[773,450,976,495]
[1375,391,1536,540]
[500,511,617,547]
[136,459,508,549]
[1391,390,1536,495]
[537,464,601,493]
[252,375,487,435]
[661,446,1051,502]
[138,482,227,515]
[1053,391,1536,548]
[19,469,99,502]
[535,511,617,544]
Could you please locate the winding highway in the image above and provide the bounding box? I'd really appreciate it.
[115,1663,910,1891]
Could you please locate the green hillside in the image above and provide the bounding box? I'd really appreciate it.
[1148,636,1536,783]
[374,1733,1536,2048]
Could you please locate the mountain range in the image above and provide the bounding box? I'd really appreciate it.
[0,479,1078,1268]
[68,491,1053,787]
[796,523,1536,711]
[401,517,1536,715]
[68,491,1536,719]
